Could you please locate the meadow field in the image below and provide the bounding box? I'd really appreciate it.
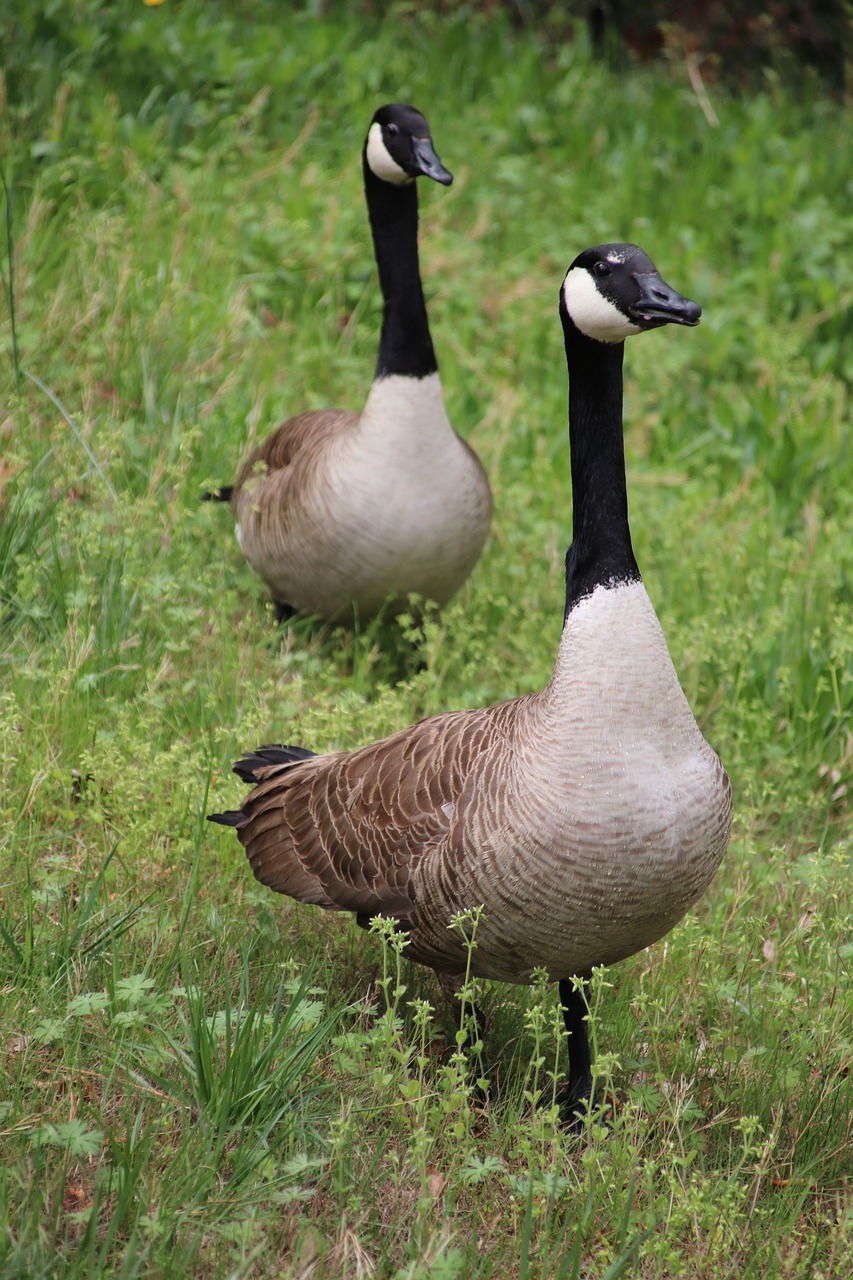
[1,3,852,1276]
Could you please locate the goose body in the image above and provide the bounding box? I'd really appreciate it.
[224,104,492,621]
[211,244,731,1119]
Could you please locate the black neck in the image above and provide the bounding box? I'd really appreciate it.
[363,159,438,380]
[562,318,640,621]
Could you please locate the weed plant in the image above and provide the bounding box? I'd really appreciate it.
[1,2,852,1276]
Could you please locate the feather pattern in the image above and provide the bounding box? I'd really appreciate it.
[230,581,730,984]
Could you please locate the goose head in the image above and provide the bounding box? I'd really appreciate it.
[561,243,701,345]
[364,103,453,187]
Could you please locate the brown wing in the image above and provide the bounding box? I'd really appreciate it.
[232,701,519,920]
[230,408,358,511]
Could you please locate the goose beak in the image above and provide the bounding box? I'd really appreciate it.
[629,273,702,329]
[411,137,454,186]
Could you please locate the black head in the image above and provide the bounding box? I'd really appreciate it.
[364,103,453,187]
[560,243,701,344]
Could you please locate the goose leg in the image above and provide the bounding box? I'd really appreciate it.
[557,978,593,1130]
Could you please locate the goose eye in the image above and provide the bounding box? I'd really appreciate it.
[386,123,399,136]
[593,261,611,278]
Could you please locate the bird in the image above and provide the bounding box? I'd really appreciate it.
[207,103,492,624]
[209,243,732,1125]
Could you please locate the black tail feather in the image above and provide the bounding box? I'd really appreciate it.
[202,485,234,503]
[207,809,249,828]
[232,743,317,785]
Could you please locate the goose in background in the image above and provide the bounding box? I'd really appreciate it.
[209,244,732,1125]
[208,103,492,623]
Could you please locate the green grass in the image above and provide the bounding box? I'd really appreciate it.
[1,2,852,1275]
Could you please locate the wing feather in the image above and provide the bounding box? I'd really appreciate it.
[232,409,357,499]
[229,700,522,919]
[230,409,358,558]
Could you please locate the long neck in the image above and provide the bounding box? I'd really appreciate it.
[363,160,438,380]
[563,321,640,619]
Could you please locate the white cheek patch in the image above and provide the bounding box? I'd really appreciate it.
[365,122,412,185]
[562,268,642,344]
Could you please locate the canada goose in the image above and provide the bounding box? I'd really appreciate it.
[210,103,492,622]
[209,244,732,1124]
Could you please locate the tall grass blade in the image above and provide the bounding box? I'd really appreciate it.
[0,161,20,388]
[23,370,119,502]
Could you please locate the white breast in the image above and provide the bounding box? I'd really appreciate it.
[259,374,491,619]
[413,581,731,983]
[538,582,728,876]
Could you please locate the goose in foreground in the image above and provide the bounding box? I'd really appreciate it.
[209,244,732,1124]
[210,103,492,623]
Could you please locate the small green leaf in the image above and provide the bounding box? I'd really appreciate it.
[68,992,110,1017]
[36,1120,103,1157]
[115,974,157,1005]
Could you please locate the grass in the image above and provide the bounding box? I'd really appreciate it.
[1,1,852,1275]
